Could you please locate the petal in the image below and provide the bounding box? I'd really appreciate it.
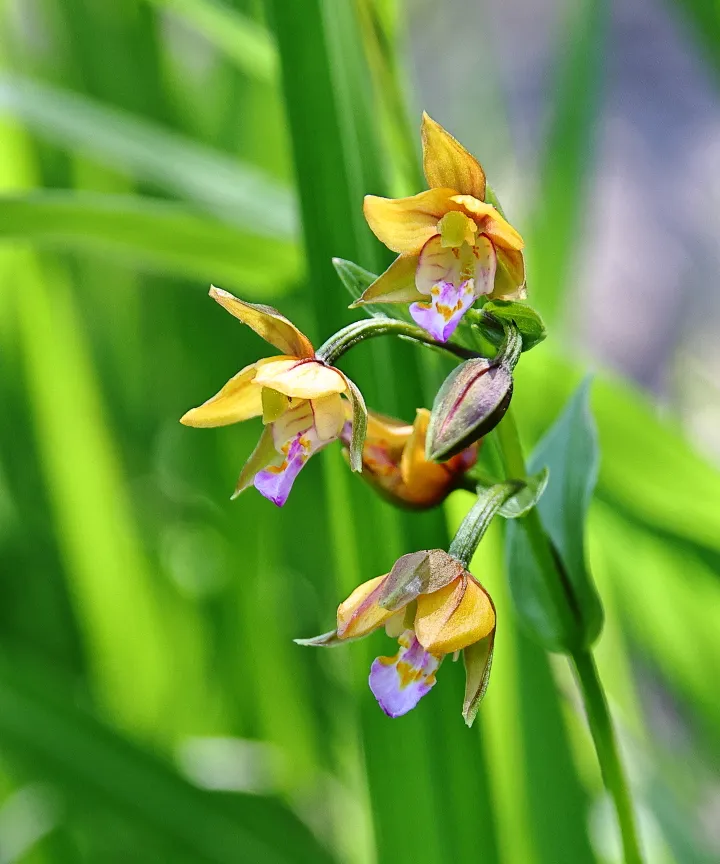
[254,358,347,399]
[410,281,477,342]
[415,576,495,655]
[337,574,396,640]
[336,372,367,472]
[231,424,279,500]
[462,632,495,727]
[254,434,310,507]
[398,408,458,505]
[492,247,527,300]
[378,549,465,612]
[311,392,347,441]
[369,631,440,718]
[415,235,496,297]
[209,286,315,358]
[363,188,461,254]
[450,196,524,251]
[180,359,267,428]
[270,399,315,445]
[421,112,486,199]
[351,254,424,307]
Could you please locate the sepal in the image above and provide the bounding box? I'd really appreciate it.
[462,632,495,727]
[378,550,465,612]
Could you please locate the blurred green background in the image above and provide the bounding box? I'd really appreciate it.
[0,0,719,862]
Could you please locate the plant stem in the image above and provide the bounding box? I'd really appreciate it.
[495,406,644,864]
[315,317,478,365]
[573,650,644,864]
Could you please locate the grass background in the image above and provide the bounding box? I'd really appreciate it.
[0,1,718,862]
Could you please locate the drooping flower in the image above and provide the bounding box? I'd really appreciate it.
[297,550,496,725]
[180,287,365,507]
[353,113,525,342]
[340,408,478,509]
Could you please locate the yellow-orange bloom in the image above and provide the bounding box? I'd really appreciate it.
[297,550,496,724]
[354,113,525,342]
[181,287,364,506]
[341,408,477,508]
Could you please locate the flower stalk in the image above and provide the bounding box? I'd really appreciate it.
[493,406,644,864]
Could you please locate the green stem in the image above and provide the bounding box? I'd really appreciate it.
[573,651,644,864]
[495,407,644,864]
[315,317,478,365]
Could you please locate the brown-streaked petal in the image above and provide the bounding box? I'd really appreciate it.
[415,576,495,655]
[337,574,396,640]
[231,424,279,499]
[378,549,465,612]
[254,358,347,399]
[351,254,424,307]
[363,188,461,254]
[462,631,495,726]
[421,112,486,199]
[209,286,315,358]
[180,359,267,428]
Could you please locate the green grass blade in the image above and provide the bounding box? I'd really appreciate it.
[0,651,335,864]
[143,0,277,83]
[0,76,296,234]
[0,192,301,294]
[527,0,606,322]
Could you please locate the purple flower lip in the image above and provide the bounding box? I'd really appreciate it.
[368,632,440,718]
[410,280,476,343]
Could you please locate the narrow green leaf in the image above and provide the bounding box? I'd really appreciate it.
[0,192,301,294]
[480,467,549,519]
[0,652,335,864]
[143,0,278,83]
[507,378,603,650]
[527,0,606,321]
[0,76,297,235]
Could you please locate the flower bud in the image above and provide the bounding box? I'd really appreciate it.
[426,358,513,461]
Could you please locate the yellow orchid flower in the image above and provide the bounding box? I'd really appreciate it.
[341,408,477,508]
[297,550,496,725]
[180,286,365,507]
[354,113,525,342]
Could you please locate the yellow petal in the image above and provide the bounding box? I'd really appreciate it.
[421,112,486,199]
[365,410,413,455]
[209,286,315,358]
[351,254,424,307]
[363,188,461,254]
[254,358,347,399]
[337,574,395,640]
[311,393,346,441]
[451,196,524,250]
[414,576,495,655]
[261,387,290,423]
[180,359,271,428]
[492,247,527,300]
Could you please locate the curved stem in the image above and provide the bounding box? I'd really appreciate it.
[315,317,479,365]
[494,407,644,864]
[573,651,644,864]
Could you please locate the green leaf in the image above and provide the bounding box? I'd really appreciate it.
[507,378,604,650]
[0,192,301,294]
[480,300,547,352]
[0,651,335,864]
[0,76,297,235]
[479,467,549,519]
[143,0,278,83]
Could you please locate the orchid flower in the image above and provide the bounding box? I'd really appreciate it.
[354,113,525,342]
[341,408,477,509]
[181,287,365,507]
[297,550,495,725]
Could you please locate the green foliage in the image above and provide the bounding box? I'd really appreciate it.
[507,379,603,651]
[0,0,717,862]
